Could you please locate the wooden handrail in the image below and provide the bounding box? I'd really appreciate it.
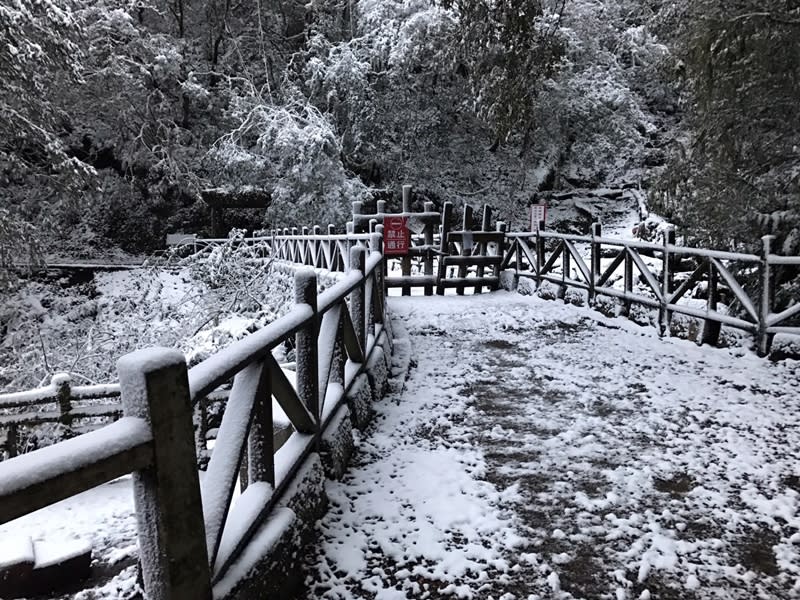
[505,225,799,354]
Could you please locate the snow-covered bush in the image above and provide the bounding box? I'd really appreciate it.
[0,239,303,391]
[205,97,367,227]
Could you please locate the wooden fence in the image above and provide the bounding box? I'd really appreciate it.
[503,224,800,355]
[0,233,389,599]
[0,376,121,459]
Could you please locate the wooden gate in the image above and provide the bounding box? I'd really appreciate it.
[350,186,504,295]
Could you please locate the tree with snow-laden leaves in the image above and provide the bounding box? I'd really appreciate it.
[0,0,94,251]
[654,0,800,255]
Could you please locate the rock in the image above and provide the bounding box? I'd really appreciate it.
[0,537,35,599]
[769,333,800,362]
[30,539,93,596]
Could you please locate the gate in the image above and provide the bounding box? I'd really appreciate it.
[351,185,505,295]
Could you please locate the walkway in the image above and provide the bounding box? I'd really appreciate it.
[303,292,800,600]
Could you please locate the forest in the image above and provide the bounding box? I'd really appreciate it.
[1,0,797,262]
[1,0,799,390]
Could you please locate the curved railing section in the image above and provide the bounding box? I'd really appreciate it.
[0,229,389,599]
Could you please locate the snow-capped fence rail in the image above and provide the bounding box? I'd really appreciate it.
[0,375,121,459]
[503,225,800,355]
[0,233,390,600]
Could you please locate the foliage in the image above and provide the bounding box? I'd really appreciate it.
[438,0,566,147]
[0,0,95,233]
[0,210,43,292]
[0,238,302,391]
[653,1,800,253]
[205,96,366,226]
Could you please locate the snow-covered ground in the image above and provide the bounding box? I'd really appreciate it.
[303,292,800,600]
[3,290,799,599]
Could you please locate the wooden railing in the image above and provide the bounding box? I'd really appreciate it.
[503,224,800,355]
[0,375,121,459]
[0,231,389,599]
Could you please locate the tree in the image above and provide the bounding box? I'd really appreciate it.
[0,210,42,292]
[438,0,566,151]
[0,0,93,236]
[654,1,800,253]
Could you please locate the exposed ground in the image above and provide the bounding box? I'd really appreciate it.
[303,292,800,600]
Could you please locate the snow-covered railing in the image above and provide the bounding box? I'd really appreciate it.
[269,225,372,272]
[349,189,504,295]
[504,225,800,355]
[0,231,389,600]
[353,185,441,295]
[0,375,122,459]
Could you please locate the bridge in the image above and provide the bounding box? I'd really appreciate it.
[0,193,799,599]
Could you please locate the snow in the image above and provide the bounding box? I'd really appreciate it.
[303,292,800,599]
[33,537,92,569]
[0,476,138,598]
[0,383,60,408]
[0,535,34,569]
[3,288,799,599]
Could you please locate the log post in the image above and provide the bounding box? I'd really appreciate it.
[701,260,721,346]
[352,201,364,233]
[290,227,299,263]
[327,224,339,271]
[350,246,367,351]
[53,373,73,432]
[589,223,601,304]
[312,225,322,268]
[377,200,387,215]
[424,201,435,296]
[295,270,320,424]
[117,348,211,600]
[6,423,18,458]
[457,204,473,295]
[475,205,492,294]
[436,202,454,295]
[623,250,633,317]
[536,229,545,288]
[402,185,412,213]
[301,226,310,265]
[667,228,679,273]
[659,230,674,336]
[248,363,274,485]
[401,186,412,296]
[495,221,507,291]
[757,235,775,356]
[371,230,384,325]
[195,399,209,469]
[561,244,571,301]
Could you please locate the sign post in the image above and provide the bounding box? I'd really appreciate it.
[384,216,410,256]
[530,203,547,232]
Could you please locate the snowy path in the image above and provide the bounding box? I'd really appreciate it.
[303,292,800,600]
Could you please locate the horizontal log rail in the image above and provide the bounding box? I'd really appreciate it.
[505,226,800,355]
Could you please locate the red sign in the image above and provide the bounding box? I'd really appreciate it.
[384,216,410,256]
